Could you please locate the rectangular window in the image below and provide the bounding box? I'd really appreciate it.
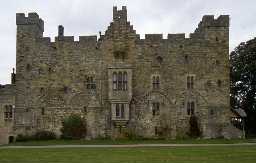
[187,75,194,89]
[152,76,160,90]
[152,102,160,116]
[115,103,125,119]
[121,104,125,118]
[86,76,96,90]
[187,101,195,115]
[116,104,120,118]
[4,105,13,120]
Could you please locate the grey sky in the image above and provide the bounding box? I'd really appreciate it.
[1,0,256,84]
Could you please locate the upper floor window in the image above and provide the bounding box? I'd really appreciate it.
[86,76,96,90]
[187,75,195,89]
[113,71,128,91]
[152,102,160,116]
[118,72,123,90]
[4,105,13,120]
[187,101,195,115]
[113,72,117,90]
[115,103,125,119]
[152,76,160,90]
[123,72,128,90]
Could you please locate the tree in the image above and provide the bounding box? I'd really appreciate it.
[230,38,256,137]
[61,114,87,139]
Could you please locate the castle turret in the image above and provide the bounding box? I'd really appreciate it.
[15,13,44,126]
[191,15,229,45]
[113,6,127,22]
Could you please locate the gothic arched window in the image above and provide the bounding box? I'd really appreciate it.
[117,72,123,90]
[113,72,117,90]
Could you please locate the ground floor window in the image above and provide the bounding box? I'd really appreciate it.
[115,103,125,119]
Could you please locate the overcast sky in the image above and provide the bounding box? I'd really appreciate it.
[0,0,255,84]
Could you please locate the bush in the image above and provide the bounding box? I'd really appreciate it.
[15,134,33,142]
[61,114,87,139]
[34,131,56,140]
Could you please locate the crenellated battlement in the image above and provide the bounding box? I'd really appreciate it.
[16,13,44,32]
[194,15,229,33]
[168,34,185,41]
[79,36,97,44]
[199,15,229,28]
[145,34,163,41]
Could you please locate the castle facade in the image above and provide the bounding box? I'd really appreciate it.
[0,7,243,142]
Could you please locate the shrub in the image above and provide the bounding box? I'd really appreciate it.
[15,134,34,142]
[61,114,87,139]
[34,131,56,140]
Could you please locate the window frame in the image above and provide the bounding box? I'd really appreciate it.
[187,101,195,115]
[4,105,13,120]
[86,76,96,90]
[152,75,160,90]
[187,75,195,89]
[152,102,160,116]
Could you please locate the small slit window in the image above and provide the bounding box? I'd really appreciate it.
[152,76,160,90]
[187,75,194,89]
[187,101,195,115]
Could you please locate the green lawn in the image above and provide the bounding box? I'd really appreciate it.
[0,146,256,163]
[8,138,255,146]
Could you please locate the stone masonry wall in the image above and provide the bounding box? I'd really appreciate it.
[12,6,240,139]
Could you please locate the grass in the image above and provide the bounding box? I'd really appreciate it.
[0,146,256,163]
[7,138,256,146]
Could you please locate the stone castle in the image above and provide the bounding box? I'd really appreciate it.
[0,6,243,143]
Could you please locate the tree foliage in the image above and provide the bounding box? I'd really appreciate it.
[61,114,87,139]
[230,38,256,136]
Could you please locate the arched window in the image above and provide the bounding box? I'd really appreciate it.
[117,72,123,90]
[123,72,128,91]
[113,72,117,90]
